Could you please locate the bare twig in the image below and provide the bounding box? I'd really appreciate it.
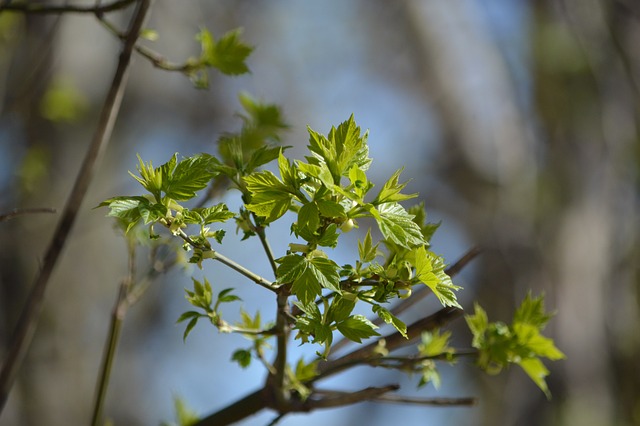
[90,237,137,426]
[303,384,399,410]
[0,0,152,413]
[0,0,137,14]
[372,394,477,406]
[0,208,56,222]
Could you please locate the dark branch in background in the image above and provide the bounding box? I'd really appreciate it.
[0,0,137,14]
[0,0,152,413]
[0,208,56,222]
[373,394,476,406]
[193,305,465,426]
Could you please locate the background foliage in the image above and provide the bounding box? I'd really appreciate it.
[0,1,638,426]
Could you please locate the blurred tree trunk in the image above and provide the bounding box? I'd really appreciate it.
[0,9,59,426]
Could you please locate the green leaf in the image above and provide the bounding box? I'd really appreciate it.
[517,357,552,399]
[130,155,162,199]
[171,396,200,426]
[348,164,371,199]
[374,168,417,204]
[358,228,379,263]
[294,357,318,382]
[238,92,289,141]
[316,223,340,248]
[373,202,426,248]
[183,204,234,225]
[336,315,380,343]
[246,145,283,174]
[290,267,320,305]
[466,303,488,348]
[244,170,293,222]
[307,256,341,293]
[419,329,453,357]
[413,246,461,308]
[162,153,218,201]
[198,28,253,76]
[296,161,334,189]
[372,305,407,338]
[176,311,201,323]
[217,288,241,304]
[276,254,307,283]
[306,115,371,183]
[182,317,199,342]
[326,295,356,323]
[514,292,553,328]
[316,199,346,218]
[465,297,564,399]
[298,202,320,233]
[277,255,340,304]
[231,349,252,369]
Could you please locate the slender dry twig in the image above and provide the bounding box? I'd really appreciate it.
[0,208,56,222]
[90,237,137,426]
[372,394,476,406]
[0,0,137,14]
[302,384,400,410]
[0,0,152,413]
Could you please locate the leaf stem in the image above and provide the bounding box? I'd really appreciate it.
[176,229,277,292]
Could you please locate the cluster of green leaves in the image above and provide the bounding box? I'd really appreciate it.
[187,28,254,89]
[236,115,459,355]
[176,277,240,340]
[100,109,562,400]
[417,329,456,389]
[465,293,565,398]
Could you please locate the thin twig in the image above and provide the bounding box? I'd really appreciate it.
[90,237,136,426]
[0,208,56,222]
[176,229,277,292]
[0,0,137,14]
[0,0,152,412]
[255,224,278,276]
[303,384,399,410]
[372,394,477,406]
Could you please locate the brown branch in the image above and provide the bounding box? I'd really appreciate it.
[372,394,477,406]
[0,208,56,222]
[0,0,137,14]
[194,388,268,426]
[301,384,400,410]
[0,0,152,413]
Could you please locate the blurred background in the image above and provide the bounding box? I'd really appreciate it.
[0,0,638,425]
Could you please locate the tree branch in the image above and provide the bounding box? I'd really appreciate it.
[0,208,56,222]
[372,394,477,406]
[0,0,137,14]
[302,384,400,410]
[0,0,152,413]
